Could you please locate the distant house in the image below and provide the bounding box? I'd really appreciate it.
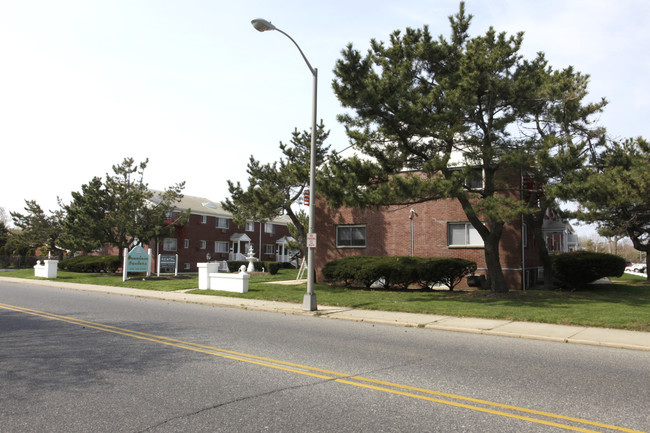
[542,208,580,254]
[149,193,294,272]
[312,168,577,290]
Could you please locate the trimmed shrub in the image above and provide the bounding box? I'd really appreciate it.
[226,261,248,272]
[323,255,477,290]
[374,256,420,289]
[58,255,121,273]
[262,261,282,275]
[323,256,400,288]
[418,258,477,291]
[225,260,282,274]
[323,256,378,287]
[551,251,626,289]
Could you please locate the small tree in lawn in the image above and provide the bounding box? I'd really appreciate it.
[10,200,64,257]
[222,122,329,258]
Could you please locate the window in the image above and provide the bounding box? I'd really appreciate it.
[199,240,207,250]
[184,239,189,249]
[216,217,230,229]
[465,168,483,190]
[184,263,190,270]
[264,223,275,234]
[336,225,366,247]
[245,222,255,232]
[200,215,207,224]
[450,167,483,190]
[214,241,229,253]
[447,222,484,247]
[163,238,177,251]
[264,244,275,255]
[164,211,179,225]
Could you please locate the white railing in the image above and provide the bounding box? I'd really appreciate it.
[276,254,291,263]
[229,252,247,261]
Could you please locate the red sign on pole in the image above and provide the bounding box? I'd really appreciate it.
[303,189,310,206]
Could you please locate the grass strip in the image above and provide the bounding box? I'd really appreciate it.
[1,269,648,331]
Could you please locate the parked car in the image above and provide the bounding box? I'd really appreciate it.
[625,263,647,273]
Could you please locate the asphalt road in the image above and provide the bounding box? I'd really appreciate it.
[1,281,649,432]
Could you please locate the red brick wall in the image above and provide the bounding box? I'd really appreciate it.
[154,215,290,272]
[313,187,542,290]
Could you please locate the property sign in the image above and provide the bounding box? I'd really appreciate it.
[123,246,151,281]
[127,246,150,272]
[160,254,177,267]
[158,253,178,277]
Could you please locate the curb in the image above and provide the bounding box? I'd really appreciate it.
[1,276,649,352]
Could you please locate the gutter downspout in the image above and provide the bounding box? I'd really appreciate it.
[521,170,526,291]
[409,209,416,256]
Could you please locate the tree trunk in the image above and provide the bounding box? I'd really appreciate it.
[483,222,508,292]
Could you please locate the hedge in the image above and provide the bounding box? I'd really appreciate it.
[225,260,287,275]
[322,256,477,291]
[551,251,626,289]
[58,255,121,273]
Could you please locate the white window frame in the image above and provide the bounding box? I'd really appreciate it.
[447,222,484,247]
[214,241,229,253]
[264,223,275,234]
[336,225,366,248]
[184,239,189,249]
[199,240,207,250]
[216,217,230,229]
[245,222,255,232]
[264,244,275,255]
[163,238,177,252]
[450,167,483,191]
[200,215,207,224]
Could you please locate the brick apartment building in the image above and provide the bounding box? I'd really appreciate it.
[312,170,578,290]
[150,193,294,272]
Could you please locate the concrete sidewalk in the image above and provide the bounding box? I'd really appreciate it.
[2,276,649,352]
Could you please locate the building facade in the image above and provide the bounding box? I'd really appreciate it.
[311,170,579,290]
[151,194,294,272]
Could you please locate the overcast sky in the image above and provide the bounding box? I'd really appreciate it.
[2,0,648,237]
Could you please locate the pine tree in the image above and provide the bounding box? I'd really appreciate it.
[10,200,63,255]
[321,2,606,291]
[566,138,650,279]
[62,158,184,261]
[512,60,607,289]
[222,122,329,257]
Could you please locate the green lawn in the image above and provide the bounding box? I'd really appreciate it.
[2,269,649,332]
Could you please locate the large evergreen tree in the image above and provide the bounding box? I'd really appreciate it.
[222,122,330,256]
[62,157,184,260]
[320,2,605,291]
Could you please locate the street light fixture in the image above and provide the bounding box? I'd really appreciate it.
[251,18,318,311]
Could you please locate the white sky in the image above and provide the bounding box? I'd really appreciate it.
[1,0,649,237]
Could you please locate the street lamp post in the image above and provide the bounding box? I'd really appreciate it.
[251,18,318,311]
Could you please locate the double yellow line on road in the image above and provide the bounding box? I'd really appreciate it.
[1,302,644,433]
